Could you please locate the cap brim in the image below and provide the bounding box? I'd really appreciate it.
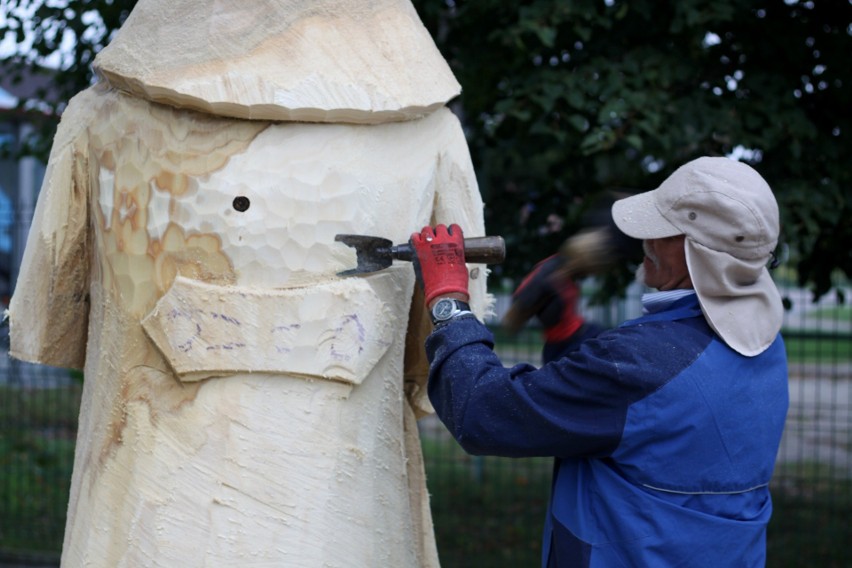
[611,190,681,239]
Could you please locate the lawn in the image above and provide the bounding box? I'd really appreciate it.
[783,334,852,364]
[767,462,852,568]
[423,434,550,567]
[809,305,852,322]
[0,383,81,557]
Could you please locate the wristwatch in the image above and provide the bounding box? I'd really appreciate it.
[430,298,473,326]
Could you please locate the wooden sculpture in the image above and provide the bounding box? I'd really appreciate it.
[8,1,490,566]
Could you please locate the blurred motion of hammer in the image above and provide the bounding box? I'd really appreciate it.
[501,190,643,335]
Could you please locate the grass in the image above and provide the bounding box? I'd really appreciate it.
[422,435,551,567]
[768,467,852,568]
[0,383,81,558]
[0,434,74,555]
[808,305,852,322]
[782,334,852,364]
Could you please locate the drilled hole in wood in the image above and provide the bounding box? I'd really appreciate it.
[233,196,251,212]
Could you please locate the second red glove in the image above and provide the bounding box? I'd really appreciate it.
[503,255,584,342]
[409,224,469,305]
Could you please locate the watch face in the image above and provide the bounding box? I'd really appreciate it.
[433,299,456,320]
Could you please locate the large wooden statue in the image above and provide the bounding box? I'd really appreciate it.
[8,1,490,566]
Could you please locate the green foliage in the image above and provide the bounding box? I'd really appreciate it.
[414,0,852,300]
[2,0,850,299]
[0,0,136,157]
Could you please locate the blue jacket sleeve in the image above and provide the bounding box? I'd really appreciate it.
[425,317,706,459]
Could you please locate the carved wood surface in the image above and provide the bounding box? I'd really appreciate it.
[9,82,489,566]
[93,0,461,123]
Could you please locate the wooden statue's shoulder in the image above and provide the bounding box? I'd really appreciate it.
[51,82,121,150]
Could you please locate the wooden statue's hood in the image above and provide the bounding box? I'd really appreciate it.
[92,0,461,124]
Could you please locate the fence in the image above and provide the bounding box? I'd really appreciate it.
[0,280,850,567]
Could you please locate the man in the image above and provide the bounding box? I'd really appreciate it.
[410,156,789,567]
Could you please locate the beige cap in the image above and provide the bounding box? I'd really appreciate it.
[93,0,460,124]
[611,157,783,356]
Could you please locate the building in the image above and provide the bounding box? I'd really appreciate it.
[0,67,52,305]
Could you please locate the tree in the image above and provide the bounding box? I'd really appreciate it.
[1,0,134,155]
[2,0,850,300]
[414,0,851,302]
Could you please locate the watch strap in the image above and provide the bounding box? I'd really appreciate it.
[432,312,475,328]
[430,298,473,325]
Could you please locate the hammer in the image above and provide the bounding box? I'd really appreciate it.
[335,234,505,276]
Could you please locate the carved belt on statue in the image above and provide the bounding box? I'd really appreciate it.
[142,272,404,384]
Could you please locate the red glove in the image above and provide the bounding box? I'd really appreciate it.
[504,255,583,342]
[409,224,469,305]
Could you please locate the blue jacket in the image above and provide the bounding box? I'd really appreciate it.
[425,294,789,567]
